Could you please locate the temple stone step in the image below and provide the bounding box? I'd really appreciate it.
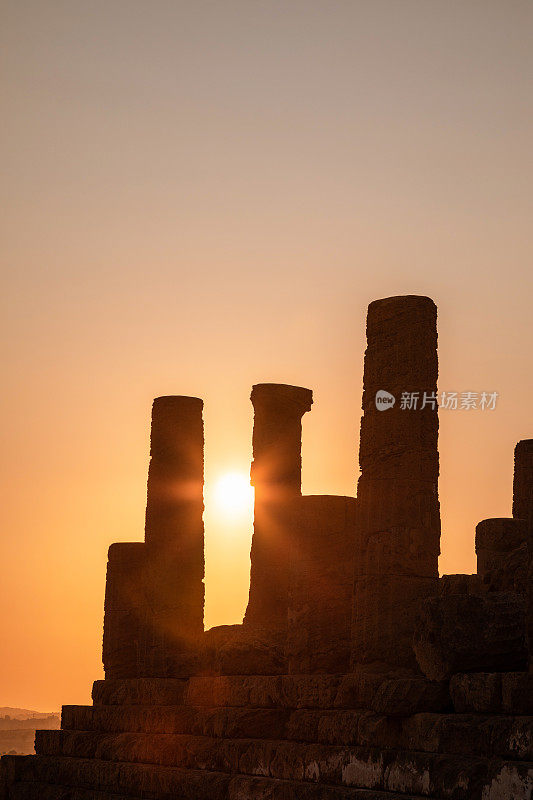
[1,784,433,800]
[61,705,291,739]
[31,734,533,799]
[92,674,451,716]
[58,705,533,759]
[4,780,140,800]
[1,755,435,800]
[35,714,533,763]
[0,755,226,800]
[400,712,532,761]
[450,672,533,715]
[92,679,187,707]
[288,709,533,758]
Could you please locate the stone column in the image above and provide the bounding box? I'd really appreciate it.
[513,440,533,525]
[513,439,533,670]
[142,396,205,676]
[476,517,527,593]
[102,542,146,678]
[352,295,441,669]
[243,383,312,635]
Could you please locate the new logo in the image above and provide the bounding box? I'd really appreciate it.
[375,390,395,410]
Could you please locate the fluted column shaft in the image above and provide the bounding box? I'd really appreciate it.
[142,396,205,676]
[244,383,312,634]
[352,295,441,668]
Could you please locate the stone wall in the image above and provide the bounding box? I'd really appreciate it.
[476,517,527,593]
[287,495,356,674]
[414,438,533,683]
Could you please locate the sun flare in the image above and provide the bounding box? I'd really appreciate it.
[212,471,254,517]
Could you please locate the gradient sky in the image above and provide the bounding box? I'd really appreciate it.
[1,0,532,711]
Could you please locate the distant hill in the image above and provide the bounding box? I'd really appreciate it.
[0,708,58,721]
[0,708,60,756]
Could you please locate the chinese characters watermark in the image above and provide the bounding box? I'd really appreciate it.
[375,390,498,411]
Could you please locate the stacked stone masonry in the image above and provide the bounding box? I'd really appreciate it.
[513,440,533,671]
[287,495,356,674]
[353,296,441,671]
[244,383,313,636]
[1,295,532,800]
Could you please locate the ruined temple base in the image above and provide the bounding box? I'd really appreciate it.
[1,670,532,800]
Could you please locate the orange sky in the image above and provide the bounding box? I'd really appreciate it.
[1,1,532,711]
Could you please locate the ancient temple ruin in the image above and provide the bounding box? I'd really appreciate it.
[1,295,532,799]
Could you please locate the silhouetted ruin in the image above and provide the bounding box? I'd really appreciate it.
[245,383,313,635]
[354,296,440,669]
[1,295,532,799]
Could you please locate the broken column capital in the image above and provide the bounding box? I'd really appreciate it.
[249,383,312,493]
[250,383,313,417]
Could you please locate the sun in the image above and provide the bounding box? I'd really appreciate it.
[212,471,254,517]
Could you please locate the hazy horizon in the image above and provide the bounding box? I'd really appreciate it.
[2,0,532,711]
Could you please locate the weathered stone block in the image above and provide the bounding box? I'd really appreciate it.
[414,592,528,681]
[334,666,398,709]
[449,673,503,713]
[353,574,438,669]
[280,675,343,709]
[479,542,529,594]
[186,674,277,708]
[354,484,441,580]
[357,525,439,580]
[476,518,527,556]
[370,677,451,716]
[476,518,528,594]
[92,678,186,707]
[183,674,344,710]
[501,671,533,714]
[287,495,356,674]
[399,712,533,760]
[201,625,286,676]
[439,574,483,595]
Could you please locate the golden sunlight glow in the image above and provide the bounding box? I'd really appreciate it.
[212,471,254,518]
